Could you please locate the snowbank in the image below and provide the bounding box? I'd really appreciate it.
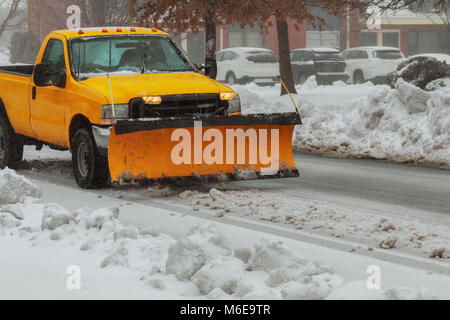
[234,78,450,168]
[0,168,42,204]
[295,80,450,167]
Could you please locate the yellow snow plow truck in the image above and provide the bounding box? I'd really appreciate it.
[0,27,301,189]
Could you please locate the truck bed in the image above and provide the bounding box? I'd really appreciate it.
[0,65,34,77]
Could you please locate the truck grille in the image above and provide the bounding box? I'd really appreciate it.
[315,61,346,73]
[129,93,228,119]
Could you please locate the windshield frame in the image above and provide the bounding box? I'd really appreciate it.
[68,34,197,81]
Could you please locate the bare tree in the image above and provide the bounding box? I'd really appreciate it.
[0,0,25,39]
[365,0,448,14]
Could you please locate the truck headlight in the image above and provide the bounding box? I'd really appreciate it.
[227,95,241,114]
[220,92,238,101]
[101,104,129,119]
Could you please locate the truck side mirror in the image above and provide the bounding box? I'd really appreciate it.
[33,63,51,87]
[200,57,217,79]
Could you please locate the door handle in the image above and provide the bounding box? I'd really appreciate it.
[32,86,36,100]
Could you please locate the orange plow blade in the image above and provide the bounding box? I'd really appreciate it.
[108,113,302,183]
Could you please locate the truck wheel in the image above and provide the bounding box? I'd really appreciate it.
[71,128,109,189]
[0,115,23,170]
[353,71,365,84]
[295,73,307,85]
[226,72,237,85]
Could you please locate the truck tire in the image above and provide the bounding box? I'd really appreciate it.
[353,70,365,84]
[295,73,307,85]
[226,72,237,85]
[0,114,23,170]
[71,128,109,189]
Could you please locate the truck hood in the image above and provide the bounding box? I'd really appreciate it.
[79,72,232,104]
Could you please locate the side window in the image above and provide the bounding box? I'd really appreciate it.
[360,51,369,59]
[216,52,223,62]
[304,51,313,62]
[41,39,66,81]
[230,52,239,60]
[223,52,232,61]
[349,51,359,59]
[342,51,350,60]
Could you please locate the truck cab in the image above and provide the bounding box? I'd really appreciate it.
[0,27,241,188]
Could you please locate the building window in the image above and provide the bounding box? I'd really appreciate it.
[360,30,400,48]
[407,30,450,56]
[306,31,340,49]
[382,32,400,48]
[361,32,377,46]
[228,23,264,48]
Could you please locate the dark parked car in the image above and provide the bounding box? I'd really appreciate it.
[290,48,348,85]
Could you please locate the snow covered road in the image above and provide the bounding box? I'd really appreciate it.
[1,149,448,299]
[18,150,450,262]
[6,172,450,299]
[246,153,450,218]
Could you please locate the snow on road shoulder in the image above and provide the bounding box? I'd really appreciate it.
[234,79,450,168]
[0,169,438,300]
[179,188,450,261]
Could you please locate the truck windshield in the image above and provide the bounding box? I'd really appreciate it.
[70,35,196,79]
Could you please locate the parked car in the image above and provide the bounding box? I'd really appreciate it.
[408,53,450,65]
[216,47,279,85]
[342,46,405,84]
[290,48,348,85]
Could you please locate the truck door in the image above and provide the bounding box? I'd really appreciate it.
[30,38,68,146]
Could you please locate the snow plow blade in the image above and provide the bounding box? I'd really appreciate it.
[108,113,302,183]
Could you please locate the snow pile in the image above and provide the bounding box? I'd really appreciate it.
[295,79,450,167]
[234,80,450,168]
[192,255,245,295]
[233,85,292,114]
[179,189,450,260]
[164,223,346,299]
[166,223,232,280]
[0,168,42,204]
